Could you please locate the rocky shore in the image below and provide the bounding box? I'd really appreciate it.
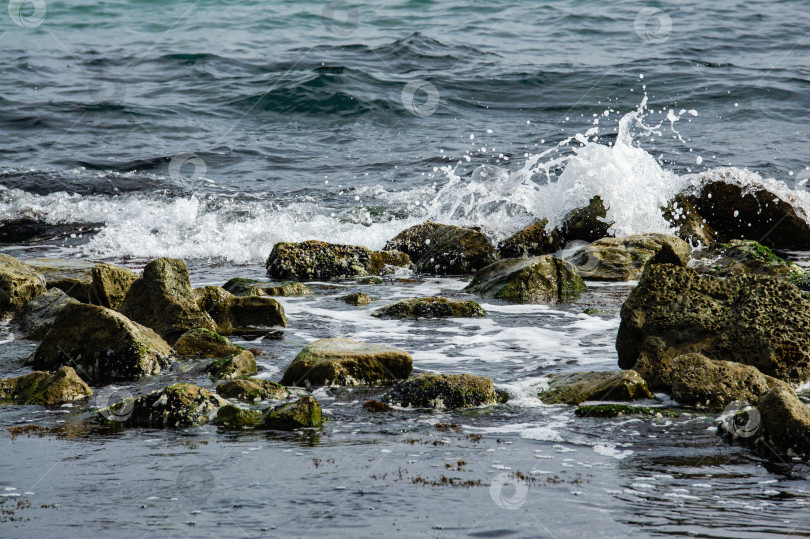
[2,176,810,459]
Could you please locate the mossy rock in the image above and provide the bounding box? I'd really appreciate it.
[223,278,314,297]
[568,233,690,281]
[99,383,227,428]
[264,396,323,430]
[465,255,585,304]
[538,371,653,405]
[193,286,287,335]
[373,297,486,319]
[216,404,264,429]
[216,378,289,402]
[575,404,682,418]
[22,258,138,309]
[280,337,412,387]
[15,287,79,340]
[173,328,244,358]
[0,366,92,405]
[341,292,372,305]
[29,302,173,384]
[265,240,411,281]
[205,350,257,380]
[382,373,500,409]
[0,254,46,320]
[691,240,809,289]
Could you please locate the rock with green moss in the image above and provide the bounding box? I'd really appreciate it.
[193,286,287,335]
[216,404,264,429]
[691,240,809,288]
[575,404,682,418]
[0,366,92,405]
[15,288,79,340]
[341,292,372,305]
[25,258,138,309]
[100,383,227,428]
[263,396,323,430]
[223,278,314,297]
[173,328,244,358]
[0,254,46,320]
[568,233,690,281]
[465,255,585,304]
[538,371,653,405]
[382,373,500,409]
[374,297,486,319]
[280,337,412,387]
[29,303,173,383]
[119,258,216,344]
[205,350,257,380]
[216,378,289,402]
[384,221,497,275]
[266,240,411,281]
[617,264,810,386]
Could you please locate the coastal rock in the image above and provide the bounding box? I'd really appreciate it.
[384,221,497,274]
[0,254,46,320]
[280,337,413,387]
[264,396,323,430]
[538,371,653,405]
[15,288,79,340]
[216,404,264,429]
[497,219,563,258]
[0,366,92,405]
[373,297,486,319]
[24,259,138,309]
[119,258,216,344]
[173,328,244,358]
[684,177,810,249]
[743,386,810,458]
[690,240,809,289]
[193,286,287,335]
[30,302,173,383]
[216,378,289,402]
[575,404,681,418]
[616,264,810,386]
[568,233,690,281]
[266,240,411,281]
[100,383,227,428]
[465,255,585,303]
[561,195,613,243]
[204,349,257,380]
[0,218,99,243]
[382,373,500,409]
[90,263,139,309]
[662,194,716,246]
[341,292,372,305]
[223,277,313,297]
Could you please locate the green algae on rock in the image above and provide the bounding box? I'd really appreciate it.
[216,378,289,402]
[204,349,257,380]
[538,370,653,405]
[568,233,690,281]
[691,239,810,288]
[280,337,412,387]
[173,328,244,359]
[264,396,323,430]
[266,240,411,281]
[0,366,92,405]
[382,373,500,409]
[99,383,227,428]
[0,254,46,320]
[465,255,585,304]
[30,302,173,383]
[340,292,372,305]
[373,297,486,319]
[384,221,497,275]
[216,404,264,429]
[193,285,287,335]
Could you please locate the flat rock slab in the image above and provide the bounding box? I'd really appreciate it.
[538,371,653,405]
[465,255,585,303]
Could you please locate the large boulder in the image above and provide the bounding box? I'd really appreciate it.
[119,258,216,344]
[24,259,138,309]
[0,366,92,405]
[30,303,173,383]
[373,297,486,319]
[280,337,413,387]
[264,396,323,430]
[382,373,500,409]
[568,233,690,281]
[266,240,411,281]
[99,383,227,428]
[194,286,287,335]
[384,221,497,275]
[537,371,653,405]
[683,177,810,249]
[173,328,244,358]
[616,264,810,386]
[15,288,79,340]
[465,255,585,303]
[0,255,46,320]
[216,378,289,402]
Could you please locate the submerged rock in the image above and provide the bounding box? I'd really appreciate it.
[538,371,653,405]
[373,297,486,319]
[280,337,413,387]
[173,328,244,358]
[382,373,500,409]
[193,285,287,335]
[465,255,585,303]
[100,383,227,428]
[15,288,79,340]
[0,254,46,320]
[204,349,257,380]
[266,240,411,281]
[25,259,138,308]
[568,233,690,281]
[341,292,372,305]
[119,258,216,344]
[216,378,289,402]
[384,221,497,274]
[216,404,264,429]
[264,396,323,430]
[617,264,810,386]
[0,366,92,405]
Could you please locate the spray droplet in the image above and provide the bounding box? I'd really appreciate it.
[696,156,703,165]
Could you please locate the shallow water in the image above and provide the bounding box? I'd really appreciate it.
[3,0,810,537]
